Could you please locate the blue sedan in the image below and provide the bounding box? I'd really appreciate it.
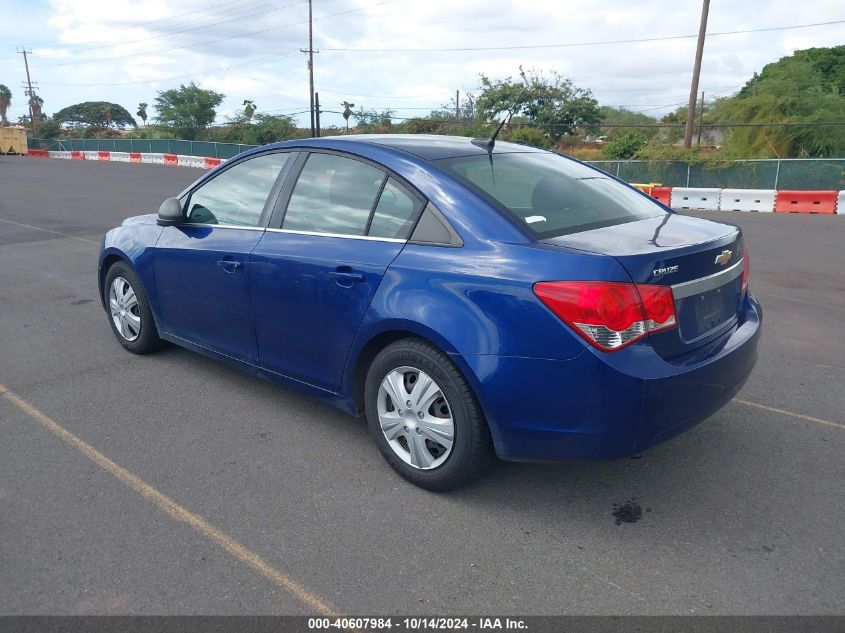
[99,135,761,490]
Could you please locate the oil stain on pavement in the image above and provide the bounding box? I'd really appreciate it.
[612,497,651,526]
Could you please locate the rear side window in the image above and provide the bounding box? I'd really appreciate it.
[283,153,385,236]
[186,152,290,227]
[437,152,665,238]
[368,178,418,239]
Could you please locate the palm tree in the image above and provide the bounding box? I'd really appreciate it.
[29,94,43,117]
[137,102,148,126]
[0,85,12,127]
[243,99,256,120]
[341,101,355,133]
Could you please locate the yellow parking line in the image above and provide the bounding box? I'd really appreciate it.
[0,383,340,616]
[735,398,845,431]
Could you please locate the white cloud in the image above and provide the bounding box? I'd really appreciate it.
[0,0,843,127]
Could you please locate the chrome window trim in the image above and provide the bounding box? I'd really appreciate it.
[180,223,266,231]
[265,227,407,243]
[671,258,744,299]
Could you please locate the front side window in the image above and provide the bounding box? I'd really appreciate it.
[283,153,385,236]
[437,152,665,238]
[186,152,291,227]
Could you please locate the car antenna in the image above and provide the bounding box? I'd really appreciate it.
[471,87,528,153]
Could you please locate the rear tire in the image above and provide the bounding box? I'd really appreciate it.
[103,262,162,355]
[364,338,494,491]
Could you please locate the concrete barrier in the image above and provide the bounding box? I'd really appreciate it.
[719,189,775,213]
[47,150,72,160]
[84,150,100,161]
[110,151,131,162]
[838,191,845,215]
[670,187,721,211]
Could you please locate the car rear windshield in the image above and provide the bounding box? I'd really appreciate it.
[437,152,666,238]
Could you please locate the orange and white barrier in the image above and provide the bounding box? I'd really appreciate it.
[774,190,837,215]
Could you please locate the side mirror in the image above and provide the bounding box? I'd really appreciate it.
[157,197,184,226]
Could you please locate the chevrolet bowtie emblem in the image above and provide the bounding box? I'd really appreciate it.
[714,250,733,266]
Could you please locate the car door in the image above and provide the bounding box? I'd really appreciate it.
[249,151,425,390]
[154,151,296,363]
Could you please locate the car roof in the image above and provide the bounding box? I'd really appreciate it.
[269,134,546,161]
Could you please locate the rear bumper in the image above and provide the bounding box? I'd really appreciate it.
[462,293,762,462]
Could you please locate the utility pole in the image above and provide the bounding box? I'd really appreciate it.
[683,0,709,149]
[299,0,318,137]
[696,91,705,145]
[315,92,321,137]
[18,48,38,136]
[455,90,460,119]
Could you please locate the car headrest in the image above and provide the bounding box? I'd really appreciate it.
[531,176,574,212]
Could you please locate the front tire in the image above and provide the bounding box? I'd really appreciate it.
[364,338,494,491]
[103,262,162,354]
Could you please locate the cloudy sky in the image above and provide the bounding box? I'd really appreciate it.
[1,0,844,129]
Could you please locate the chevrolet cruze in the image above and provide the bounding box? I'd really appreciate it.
[99,135,761,490]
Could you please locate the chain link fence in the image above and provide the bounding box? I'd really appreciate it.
[25,138,845,189]
[587,159,845,190]
[27,137,257,160]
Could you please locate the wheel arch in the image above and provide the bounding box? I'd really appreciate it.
[98,247,162,333]
[98,249,133,310]
[344,322,499,450]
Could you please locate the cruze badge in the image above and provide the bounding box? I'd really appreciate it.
[714,250,733,266]
[653,265,679,276]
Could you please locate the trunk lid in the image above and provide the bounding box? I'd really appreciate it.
[543,213,744,359]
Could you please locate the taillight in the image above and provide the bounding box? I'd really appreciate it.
[533,281,677,351]
[741,248,749,293]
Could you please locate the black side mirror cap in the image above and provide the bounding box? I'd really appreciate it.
[157,197,185,226]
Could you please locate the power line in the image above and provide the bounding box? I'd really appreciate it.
[22,0,274,48]
[318,110,845,128]
[36,53,299,86]
[27,0,397,69]
[45,0,308,56]
[320,18,845,52]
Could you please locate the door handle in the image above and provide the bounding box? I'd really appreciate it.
[328,268,365,285]
[217,259,242,272]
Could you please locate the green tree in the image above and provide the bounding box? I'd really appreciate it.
[243,99,256,119]
[341,101,355,132]
[351,108,394,133]
[506,126,552,149]
[154,82,224,139]
[476,68,601,141]
[53,101,136,128]
[36,116,62,139]
[136,102,148,126]
[602,131,647,158]
[705,46,845,157]
[0,84,11,127]
[598,106,659,140]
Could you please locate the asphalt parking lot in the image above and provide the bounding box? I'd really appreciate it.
[1,156,844,616]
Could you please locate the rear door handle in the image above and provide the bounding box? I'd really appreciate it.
[217,258,242,272]
[328,268,365,285]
